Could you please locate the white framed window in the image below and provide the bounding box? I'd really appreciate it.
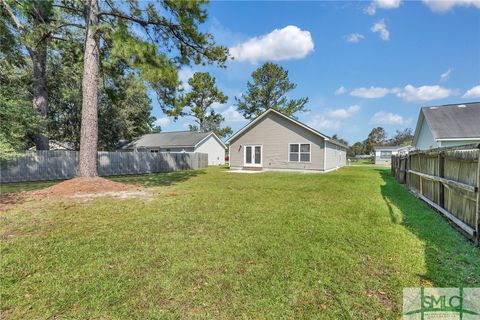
[289,143,311,162]
[380,151,392,159]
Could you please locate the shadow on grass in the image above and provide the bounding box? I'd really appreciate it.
[107,169,206,188]
[376,168,480,286]
[0,180,59,196]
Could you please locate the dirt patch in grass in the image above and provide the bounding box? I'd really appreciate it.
[31,177,139,197]
[0,194,26,211]
[365,289,395,311]
[1,177,146,209]
[72,190,152,201]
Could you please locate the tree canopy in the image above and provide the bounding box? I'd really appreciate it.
[235,62,309,120]
[0,0,229,167]
[347,127,414,156]
[168,72,232,138]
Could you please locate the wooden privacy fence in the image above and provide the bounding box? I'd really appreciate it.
[392,146,480,244]
[0,151,208,183]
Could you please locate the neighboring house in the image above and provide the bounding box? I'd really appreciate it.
[412,102,480,150]
[121,131,226,166]
[374,145,411,166]
[226,108,347,172]
[28,140,74,151]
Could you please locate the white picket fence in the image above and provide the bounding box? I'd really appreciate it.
[0,151,208,183]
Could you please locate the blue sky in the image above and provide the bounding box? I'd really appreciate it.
[152,0,480,144]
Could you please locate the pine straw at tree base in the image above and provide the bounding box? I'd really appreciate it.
[31,177,140,197]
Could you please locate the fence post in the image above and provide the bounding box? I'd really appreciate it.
[476,149,480,246]
[406,153,410,187]
[391,155,395,176]
[438,151,445,210]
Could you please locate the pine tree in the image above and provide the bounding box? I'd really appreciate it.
[172,72,232,138]
[235,62,309,120]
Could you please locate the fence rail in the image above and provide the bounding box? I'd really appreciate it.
[392,146,480,244]
[0,151,208,183]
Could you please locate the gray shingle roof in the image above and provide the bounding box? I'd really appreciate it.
[422,102,480,139]
[122,131,212,149]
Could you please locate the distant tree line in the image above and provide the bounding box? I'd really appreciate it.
[348,127,414,157]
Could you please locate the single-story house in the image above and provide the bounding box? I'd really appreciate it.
[226,108,348,172]
[121,131,226,166]
[374,145,412,165]
[412,102,480,150]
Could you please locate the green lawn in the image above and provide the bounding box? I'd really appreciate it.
[1,166,479,319]
[0,180,59,195]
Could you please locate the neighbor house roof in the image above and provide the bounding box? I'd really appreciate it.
[413,102,480,145]
[374,145,413,152]
[373,145,403,150]
[226,108,348,148]
[28,140,74,151]
[121,131,225,150]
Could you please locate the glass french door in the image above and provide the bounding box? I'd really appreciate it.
[244,145,262,167]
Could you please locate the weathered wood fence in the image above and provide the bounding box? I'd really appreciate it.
[0,151,208,183]
[392,145,480,244]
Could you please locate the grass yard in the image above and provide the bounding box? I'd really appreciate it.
[1,166,479,319]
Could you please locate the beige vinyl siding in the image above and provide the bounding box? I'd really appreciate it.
[229,112,325,170]
[325,142,347,170]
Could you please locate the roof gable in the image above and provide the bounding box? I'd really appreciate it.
[226,109,347,148]
[419,102,480,140]
[194,132,226,149]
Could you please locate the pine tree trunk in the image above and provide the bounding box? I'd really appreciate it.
[77,0,100,177]
[29,47,50,150]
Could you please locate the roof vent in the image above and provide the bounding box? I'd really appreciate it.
[458,104,466,108]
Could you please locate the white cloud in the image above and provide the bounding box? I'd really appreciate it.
[462,85,480,98]
[440,68,453,82]
[422,0,480,12]
[344,33,365,43]
[307,115,340,131]
[221,106,246,123]
[178,67,194,91]
[350,86,393,98]
[329,105,361,119]
[370,111,412,125]
[211,102,227,110]
[349,84,453,101]
[154,117,170,127]
[396,84,452,102]
[365,0,402,15]
[335,86,347,96]
[229,26,314,64]
[371,19,390,41]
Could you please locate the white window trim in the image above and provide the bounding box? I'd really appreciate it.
[380,150,392,159]
[288,143,311,163]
